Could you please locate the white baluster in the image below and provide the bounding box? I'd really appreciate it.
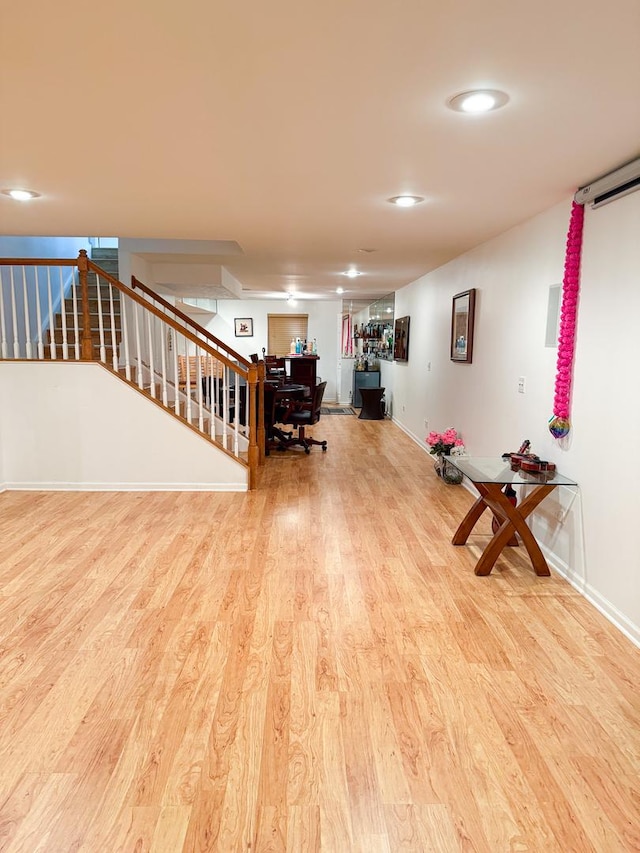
[208,354,215,439]
[35,268,44,359]
[10,267,20,358]
[185,349,192,423]
[233,370,240,456]
[22,268,33,359]
[214,367,220,418]
[160,318,168,406]
[221,364,229,450]
[172,331,180,415]
[46,268,56,359]
[121,293,131,381]
[70,268,80,360]
[134,301,143,389]
[58,267,68,359]
[95,273,106,363]
[147,311,155,398]
[197,350,204,431]
[0,269,8,359]
[108,283,118,370]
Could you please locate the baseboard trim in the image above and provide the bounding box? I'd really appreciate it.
[2,481,248,493]
[541,548,640,649]
[392,417,430,452]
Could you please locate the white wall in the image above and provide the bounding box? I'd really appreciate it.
[0,236,90,258]
[389,192,640,644]
[0,362,248,491]
[207,298,342,402]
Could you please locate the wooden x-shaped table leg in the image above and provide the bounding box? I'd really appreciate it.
[452,482,555,576]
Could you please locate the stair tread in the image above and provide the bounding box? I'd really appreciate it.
[91,248,118,258]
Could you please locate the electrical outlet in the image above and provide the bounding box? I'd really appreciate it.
[518,376,526,394]
[424,418,429,430]
[427,361,431,371]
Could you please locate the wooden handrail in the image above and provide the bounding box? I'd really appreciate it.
[130,274,250,368]
[0,258,79,266]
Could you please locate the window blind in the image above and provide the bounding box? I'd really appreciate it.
[268,314,309,356]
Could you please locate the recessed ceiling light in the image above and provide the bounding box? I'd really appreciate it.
[388,195,424,207]
[336,287,344,294]
[342,269,362,278]
[2,188,41,201]
[447,89,509,114]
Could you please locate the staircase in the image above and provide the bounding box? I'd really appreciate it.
[0,251,262,488]
[46,247,121,361]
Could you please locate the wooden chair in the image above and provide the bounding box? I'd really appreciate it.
[264,354,287,383]
[177,355,223,393]
[279,381,328,454]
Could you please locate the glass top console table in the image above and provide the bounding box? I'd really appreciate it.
[444,456,578,577]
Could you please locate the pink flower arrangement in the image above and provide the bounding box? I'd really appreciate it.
[549,200,584,439]
[426,428,465,456]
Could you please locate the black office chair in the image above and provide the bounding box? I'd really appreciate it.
[263,383,293,454]
[279,381,328,454]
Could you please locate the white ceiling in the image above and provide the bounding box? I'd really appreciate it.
[1,1,639,302]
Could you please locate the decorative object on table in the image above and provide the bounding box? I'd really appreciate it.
[426,428,465,484]
[501,438,531,468]
[393,316,410,361]
[501,440,557,480]
[234,317,253,337]
[549,201,584,440]
[450,289,476,363]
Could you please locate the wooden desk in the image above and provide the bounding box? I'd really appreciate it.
[287,355,319,389]
[445,457,577,576]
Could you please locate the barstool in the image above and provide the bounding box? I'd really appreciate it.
[358,386,385,420]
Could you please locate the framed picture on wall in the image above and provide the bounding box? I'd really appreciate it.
[393,316,410,361]
[450,289,476,363]
[234,318,253,337]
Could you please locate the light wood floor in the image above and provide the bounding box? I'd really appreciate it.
[1,414,639,852]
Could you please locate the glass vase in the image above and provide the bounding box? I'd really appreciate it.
[441,457,463,485]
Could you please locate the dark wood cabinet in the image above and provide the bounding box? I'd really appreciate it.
[287,356,319,389]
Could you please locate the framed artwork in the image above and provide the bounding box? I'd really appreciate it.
[393,316,410,362]
[234,318,253,337]
[450,289,476,363]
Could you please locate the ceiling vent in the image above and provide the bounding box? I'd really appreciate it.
[574,157,640,209]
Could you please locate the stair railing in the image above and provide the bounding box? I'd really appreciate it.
[131,275,245,361]
[0,250,263,488]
